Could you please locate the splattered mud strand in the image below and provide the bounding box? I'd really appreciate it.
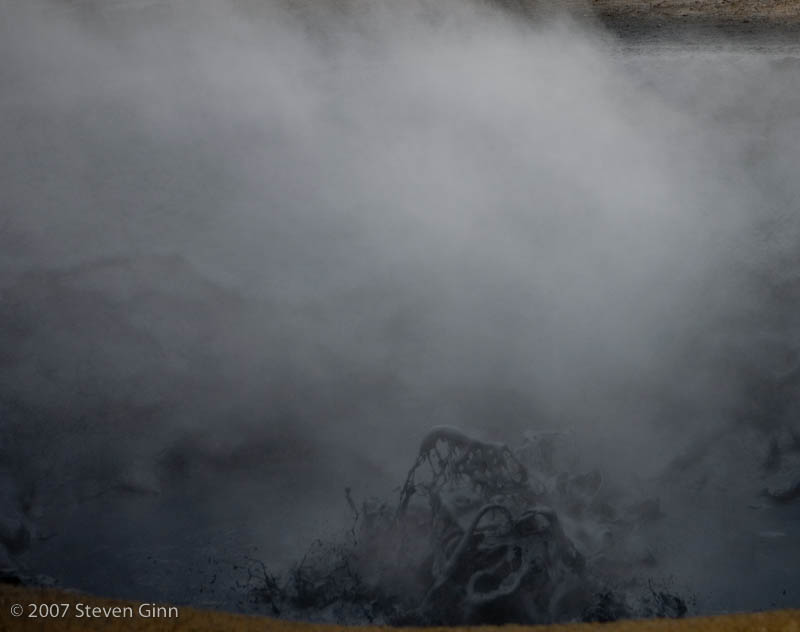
[0,584,798,631]
[237,428,690,626]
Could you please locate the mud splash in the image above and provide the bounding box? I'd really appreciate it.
[242,427,688,625]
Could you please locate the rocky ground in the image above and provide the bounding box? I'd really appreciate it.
[590,0,800,23]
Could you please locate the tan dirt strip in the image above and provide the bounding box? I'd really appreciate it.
[1,584,798,632]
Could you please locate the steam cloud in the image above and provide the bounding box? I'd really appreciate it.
[1,0,798,616]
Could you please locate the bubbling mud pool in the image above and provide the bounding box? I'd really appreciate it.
[1,0,800,625]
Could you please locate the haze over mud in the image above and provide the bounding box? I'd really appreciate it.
[1,0,799,622]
